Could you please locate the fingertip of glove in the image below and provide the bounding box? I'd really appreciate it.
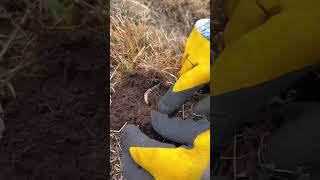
[121,124,137,137]
[120,124,141,148]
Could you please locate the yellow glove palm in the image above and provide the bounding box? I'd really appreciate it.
[212,0,320,96]
[129,130,210,180]
[173,28,210,92]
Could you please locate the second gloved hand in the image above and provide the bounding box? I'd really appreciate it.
[121,111,210,180]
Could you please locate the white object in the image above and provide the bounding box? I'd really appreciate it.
[195,19,210,40]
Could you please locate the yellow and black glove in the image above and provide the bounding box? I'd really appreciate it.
[173,25,210,93]
[121,111,210,180]
[212,0,320,96]
[158,19,210,115]
[212,0,320,151]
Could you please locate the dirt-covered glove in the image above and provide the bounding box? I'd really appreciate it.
[121,111,210,180]
[211,0,320,96]
[158,19,210,114]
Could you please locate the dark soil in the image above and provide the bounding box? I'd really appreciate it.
[110,71,169,140]
[0,33,107,180]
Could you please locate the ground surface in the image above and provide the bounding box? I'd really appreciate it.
[110,0,209,178]
[110,0,210,131]
[0,1,107,179]
[110,70,168,137]
[110,1,320,179]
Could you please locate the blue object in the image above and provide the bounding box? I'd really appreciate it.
[195,19,210,40]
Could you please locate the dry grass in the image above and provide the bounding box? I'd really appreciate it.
[110,0,210,98]
[110,132,123,180]
[110,0,186,93]
[110,0,209,179]
[147,0,209,28]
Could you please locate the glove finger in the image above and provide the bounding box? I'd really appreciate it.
[121,124,175,151]
[173,64,210,92]
[121,124,175,180]
[151,110,209,146]
[121,150,154,180]
[157,85,204,115]
[212,4,320,96]
[193,95,210,116]
[223,0,266,45]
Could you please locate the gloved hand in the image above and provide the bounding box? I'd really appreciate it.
[211,0,320,151]
[158,19,210,114]
[212,0,320,96]
[121,111,210,180]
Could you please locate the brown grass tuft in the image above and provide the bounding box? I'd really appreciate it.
[110,0,188,93]
[110,132,123,180]
[147,0,210,28]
